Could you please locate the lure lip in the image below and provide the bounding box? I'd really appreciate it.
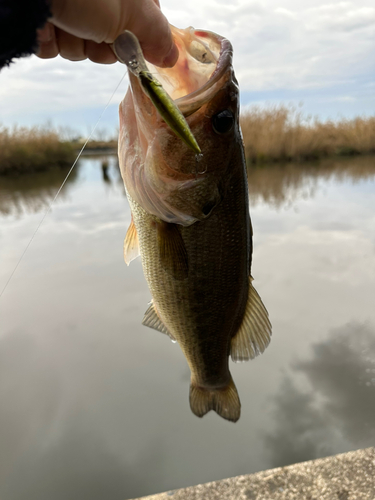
[112,32,201,155]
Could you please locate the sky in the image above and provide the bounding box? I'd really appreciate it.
[1,0,374,137]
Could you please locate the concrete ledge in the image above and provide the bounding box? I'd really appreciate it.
[131,448,375,500]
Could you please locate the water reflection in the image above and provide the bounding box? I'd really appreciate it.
[264,322,375,468]
[102,160,112,184]
[1,155,374,218]
[0,156,125,218]
[1,155,375,499]
[247,156,375,208]
[0,166,80,217]
[0,330,164,500]
[4,425,147,500]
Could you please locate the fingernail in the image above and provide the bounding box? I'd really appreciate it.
[37,23,53,43]
[162,43,179,68]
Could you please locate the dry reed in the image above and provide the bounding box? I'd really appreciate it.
[240,105,375,164]
[0,125,75,175]
[1,107,374,175]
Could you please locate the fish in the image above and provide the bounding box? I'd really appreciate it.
[118,26,272,422]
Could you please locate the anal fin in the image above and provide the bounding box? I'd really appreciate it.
[124,216,140,265]
[142,301,176,342]
[231,277,272,362]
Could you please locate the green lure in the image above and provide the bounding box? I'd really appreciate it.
[112,31,201,155]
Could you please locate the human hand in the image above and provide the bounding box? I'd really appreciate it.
[36,0,178,67]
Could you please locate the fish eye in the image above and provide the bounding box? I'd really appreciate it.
[212,110,234,134]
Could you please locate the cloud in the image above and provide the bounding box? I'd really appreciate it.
[306,3,375,32]
[1,0,374,130]
[0,57,128,126]
[0,327,167,500]
[229,1,375,91]
[263,321,375,468]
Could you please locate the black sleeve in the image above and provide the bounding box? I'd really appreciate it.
[0,0,51,69]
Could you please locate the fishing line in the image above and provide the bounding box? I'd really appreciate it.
[0,71,127,301]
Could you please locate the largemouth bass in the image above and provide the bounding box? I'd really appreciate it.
[118,26,271,422]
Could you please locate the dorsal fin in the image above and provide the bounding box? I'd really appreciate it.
[124,216,140,265]
[230,277,272,362]
[142,301,176,342]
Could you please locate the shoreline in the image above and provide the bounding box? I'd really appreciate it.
[1,108,374,176]
[2,149,374,176]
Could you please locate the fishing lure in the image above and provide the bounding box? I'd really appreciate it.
[112,30,201,155]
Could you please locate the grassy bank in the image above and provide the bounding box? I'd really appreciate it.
[240,106,375,164]
[0,126,76,175]
[1,109,374,175]
[84,139,117,152]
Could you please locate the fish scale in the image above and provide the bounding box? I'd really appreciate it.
[127,147,249,388]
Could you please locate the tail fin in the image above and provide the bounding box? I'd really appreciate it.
[189,376,241,422]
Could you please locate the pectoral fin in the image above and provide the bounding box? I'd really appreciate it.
[230,277,272,362]
[142,301,176,342]
[124,216,140,265]
[157,221,188,280]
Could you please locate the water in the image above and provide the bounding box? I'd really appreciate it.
[0,156,374,499]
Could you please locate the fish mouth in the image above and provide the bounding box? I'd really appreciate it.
[149,26,233,117]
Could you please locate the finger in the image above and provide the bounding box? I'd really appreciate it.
[36,23,59,59]
[85,41,117,64]
[127,0,179,68]
[56,29,87,61]
[49,0,178,67]
[38,26,116,64]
